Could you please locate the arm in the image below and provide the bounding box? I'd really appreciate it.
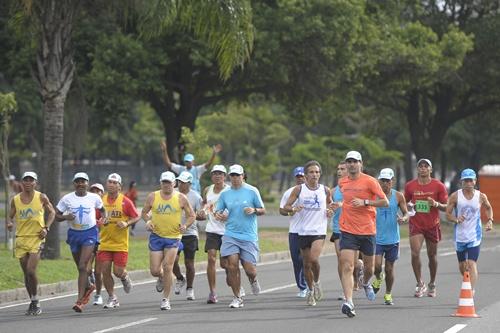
[6,198,16,231]
[325,187,334,219]
[160,140,172,169]
[481,192,494,231]
[283,186,303,215]
[39,194,56,239]
[445,192,461,224]
[203,144,222,169]
[54,198,76,222]
[180,193,196,230]
[396,191,409,224]
[117,197,141,229]
[142,192,155,231]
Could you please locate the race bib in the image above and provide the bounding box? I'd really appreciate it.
[415,200,430,213]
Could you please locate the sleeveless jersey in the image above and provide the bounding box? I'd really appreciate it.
[14,191,45,237]
[205,184,229,235]
[375,189,400,245]
[100,193,128,251]
[296,184,328,236]
[151,191,182,239]
[454,189,482,245]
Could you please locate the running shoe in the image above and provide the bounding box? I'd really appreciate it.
[186,288,195,300]
[81,284,96,305]
[414,281,427,298]
[240,286,246,297]
[31,300,42,315]
[25,301,35,315]
[427,283,437,297]
[174,278,186,295]
[384,293,393,305]
[160,298,171,310]
[341,302,356,318]
[72,301,83,313]
[229,297,244,308]
[306,290,316,306]
[371,273,384,294]
[296,289,308,298]
[121,275,132,294]
[207,292,218,304]
[103,296,120,309]
[156,277,164,292]
[93,294,103,305]
[363,284,376,301]
[251,279,261,295]
[313,281,323,301]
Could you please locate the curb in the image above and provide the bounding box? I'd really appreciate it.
[0,246,335,305]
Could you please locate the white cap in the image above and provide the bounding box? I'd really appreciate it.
[417,158,432,168]
[229,164,244,175]
[22,171,38,181]
[176,171,193,183]
[8,175,16,180]
[90,183,104,192]
[378,168,395,180]
[345,151,362,161]
[160,171,176,182]
[211,164,227,174]
[73,172,89,181]
[107,173,122,184]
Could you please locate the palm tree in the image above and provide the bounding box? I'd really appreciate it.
[12,0,253,258]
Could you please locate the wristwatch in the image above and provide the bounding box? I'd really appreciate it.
[364,199,369,206]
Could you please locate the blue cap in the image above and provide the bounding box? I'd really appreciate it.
[183,153,195,162]
[460,168,476,180]
[293,166,304,177]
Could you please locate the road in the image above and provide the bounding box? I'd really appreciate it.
[1,231,500,333]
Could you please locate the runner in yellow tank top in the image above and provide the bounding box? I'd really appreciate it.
[7,172,55,316]
[141,171,195,310]
[96,173,140,309]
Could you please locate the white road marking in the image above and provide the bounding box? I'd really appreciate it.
[92,318,157,333]
[260,283,296,294]
[443,324,467,333]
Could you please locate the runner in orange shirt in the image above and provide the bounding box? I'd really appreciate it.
[337,151,389,318]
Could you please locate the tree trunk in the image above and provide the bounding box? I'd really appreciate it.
[33,0,79,259]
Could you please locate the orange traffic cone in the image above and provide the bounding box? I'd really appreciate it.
[452,271,479,318]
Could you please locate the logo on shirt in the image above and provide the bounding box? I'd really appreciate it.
[72,205,91,222]
[19,208,34,219]
[459,206,477,220]
[156,204,176,214]
[303,194,321,210]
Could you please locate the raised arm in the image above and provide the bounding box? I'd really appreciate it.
[203,144,222,169]
[160,140,173,169]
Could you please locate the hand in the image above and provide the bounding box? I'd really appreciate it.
[213,144,222,154]
[244,207,256,215]
[180,224,187,233]
[214,210,228,222]
[145,221,155,232]
[6,221,13,231]
[486,220,494,231]
[330,202,342,211]
[117,221,129,229]
[351,198,364,207]
[38,228,48,239]
[397,214,408,225]
[427,197,438,208]
[64,213,76,221]
[326,208,333,219]
[457,215,466,224]
[196,210,207,220]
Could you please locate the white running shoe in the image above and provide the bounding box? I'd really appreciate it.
[121,275,132,294]
[313,281,323,301]
[240,286,246,297]
[186,288,195,300]
[306,290,316,306]
[103,296,119,309]
[156,277,164,293]
[93,294,103,305]
[174,279,186,295]
[229,297,244,308]
[296,289,308,298]
[160,298,171,310]
[250,279,261,295]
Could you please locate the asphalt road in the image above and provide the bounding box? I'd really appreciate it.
[1,231,500,333]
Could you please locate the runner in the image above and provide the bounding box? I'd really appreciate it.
[89,183,105,306]
[215,164,266,308]
[446,168,494,291]
[141,171,195,310]
[172,171,204,300]
[337,151,389,317]
[283,161,333,306]
[8,174,24,193]
[202,165,230,304]
[6,172,55,315]
[404,158,448,298]
[279,166,307,297]
[96,173,140,309]
[371,168,409,305]
[55,172,106,312]
[160,140,222,193]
